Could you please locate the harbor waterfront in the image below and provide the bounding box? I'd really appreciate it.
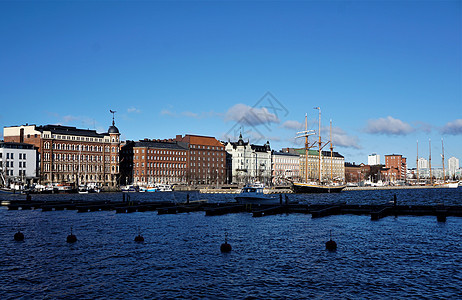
[1,188,461,298]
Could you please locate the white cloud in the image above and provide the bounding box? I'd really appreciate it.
[182,111,199,118]
[160,109,176,117]
[127,107,141,113]
[225,103,279,126]
[282,120,303,130]
[441,119,462,135]
[325,126,361,149]
[364,116,414,135]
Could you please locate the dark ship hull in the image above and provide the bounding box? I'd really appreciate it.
[292,182,345,193]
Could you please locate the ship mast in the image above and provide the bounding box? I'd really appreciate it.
[330,119,333,182]
[305,114,308,183]
[295,113,315,183]
[442,138,445,182]
[315,107,322,183]
[416,140,419,183]
[429,139,432,185]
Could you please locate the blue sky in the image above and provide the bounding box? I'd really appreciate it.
[1,1,461,167]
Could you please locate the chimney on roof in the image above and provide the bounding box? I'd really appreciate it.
[20,128,24,143]
[176,135,182,141]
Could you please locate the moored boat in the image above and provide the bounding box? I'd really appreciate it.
[292,109,346,194]
[235,186,279,204]
[292,182,345,193]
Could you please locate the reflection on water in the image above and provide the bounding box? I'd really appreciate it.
[0,188,461,298]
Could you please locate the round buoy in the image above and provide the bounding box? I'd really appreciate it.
[67,234,77,243]
[220,242,232,253]
[134,234,144,242]
[66,227,77,243]
[220,232,232,253]
[14,231,24,241]
[325,239,337,251]
[325,230,337,251]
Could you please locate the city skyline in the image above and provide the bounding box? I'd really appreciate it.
[1,1,461,167]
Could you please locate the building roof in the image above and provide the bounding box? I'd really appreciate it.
[294,148,344,158]
[0,142,35,150]
[272,151,299,157]
[37,125,108,138]
[133,140,189,150]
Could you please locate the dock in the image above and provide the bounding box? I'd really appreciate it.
[3,199,462,221]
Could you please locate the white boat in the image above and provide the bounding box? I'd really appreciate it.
[121,185,138,192]
[155,184,172,192]
[235,186,280,204]
[445,182,459,189]
[78,186,89,194]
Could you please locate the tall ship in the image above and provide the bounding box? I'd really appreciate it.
[292,108,346,193]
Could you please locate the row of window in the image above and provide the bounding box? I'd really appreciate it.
[191,157,223,162]
[43,143,119,153]
[1,161,27,168]
[136,163,187,169]
[135,156,186,161]
[191,151,224,156]
[191,163,224,168]
[191,168,224,173]
[190,145,223,150]
[43,163,120,173]
[42,153,119,163]
[0,152,27,160]
[136,149,187,155]
[136,170,186,176]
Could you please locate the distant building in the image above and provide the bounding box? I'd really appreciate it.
[344,162,368,183]
[173,134,226,185]
[120,140,189,186]
[3,122,121,187]
[384,154,407,182]
[272,150,300,184]
[294,148,345,182]
[418,157,429,170]
[0,142,38,187]
[368,153,381,165]
[224,133,272,185]
[448,157,459,178]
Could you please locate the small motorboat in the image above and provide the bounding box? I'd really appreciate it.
[235,186,279,205]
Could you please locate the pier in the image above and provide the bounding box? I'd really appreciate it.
[3,199,462,220]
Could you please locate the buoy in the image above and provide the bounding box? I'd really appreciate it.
[134,227,144,242]
[14,230,24,241]
[67,227,77,243]
[220,232,232,253]
[325,230,337,251]
[134,234,144,242]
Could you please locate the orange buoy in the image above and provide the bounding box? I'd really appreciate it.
[14,230,24,241]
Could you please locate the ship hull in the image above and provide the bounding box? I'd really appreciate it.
[292,182,345,193]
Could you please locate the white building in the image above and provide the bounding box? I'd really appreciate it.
[418,157,429,170]
[272,151,300,184]
[368,153,381,165]
[448,157,459,178]
[224,134,272,186]
[0,142,37,187]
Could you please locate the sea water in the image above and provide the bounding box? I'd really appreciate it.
[0,188,461,299]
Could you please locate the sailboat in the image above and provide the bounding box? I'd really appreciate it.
[292,108,346,193]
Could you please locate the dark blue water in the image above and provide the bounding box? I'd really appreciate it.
[1,188,461,299]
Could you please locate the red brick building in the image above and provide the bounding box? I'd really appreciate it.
[173,135,226,185]
[384,154,407,182]
[120,140,189,186]
[3,123,121,187]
